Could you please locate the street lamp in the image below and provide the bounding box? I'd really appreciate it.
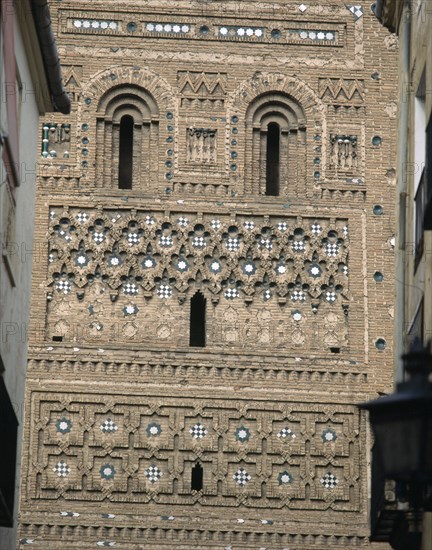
[360,345,432,510]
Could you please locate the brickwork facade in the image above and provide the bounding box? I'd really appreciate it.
[19,1,398,548]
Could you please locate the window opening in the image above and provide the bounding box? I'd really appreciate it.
[191,462,203,491]
[118,115,134,189]
[190,291,206,347]
[266,122,280,196]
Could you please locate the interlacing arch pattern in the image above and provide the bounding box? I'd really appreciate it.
[48,208,350,305]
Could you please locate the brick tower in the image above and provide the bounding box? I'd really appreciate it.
[19,1,398,548]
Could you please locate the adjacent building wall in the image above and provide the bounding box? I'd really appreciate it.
[0,2,68,547]
[0,14,40,550]
[371,0,432,545]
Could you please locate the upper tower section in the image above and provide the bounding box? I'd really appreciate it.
[31,0,399,378]
[38,0,397,210]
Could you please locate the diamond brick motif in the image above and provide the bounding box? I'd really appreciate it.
[189,423,208,439]
[325,243,339,257]
[291,289,306,302]
[311,223,322,235]
[224,288,239,300]
[100,418,118,433]
[277,222,288,232]
[76,212,89,223]
[210,219,221,230]
[325,291,336,303]
[277,427,296,439]
[127,232,140,246]
[159,235,173,247]
[342,225,348,236]
[145,464,162,483]
[93,232,105,244]
[226,237,240,251]
[320,472,338,489]
[55,280,71,294]
[259,238,272,250]
[192,236,206,248]
[53,460,71,477]
[57,229,71,241]
[342,265,349,276]
[292,240,305,252]
[298,3,308,12]
[244,220,255,230]
[123,282,138,295]
[263,289,272,301]
[347,4,363,19]
[177,216,189,227]
[145,215,155,225]
[157,284,172,298]
[233,468,251,486]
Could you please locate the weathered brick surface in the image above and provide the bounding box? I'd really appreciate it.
[18,1,398,548]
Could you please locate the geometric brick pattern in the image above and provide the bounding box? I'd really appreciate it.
[53,460,71,477]
[28,394,359,510]
[320,472,339,489]
[47,208,350,305]
[232,468,251,486]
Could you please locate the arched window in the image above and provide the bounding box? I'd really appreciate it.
[96,85,159,191]
[245,92,306,197]
[266,122,280,196]
[191,462,203,491]
[118,115,134,189]
[190,291,206,347]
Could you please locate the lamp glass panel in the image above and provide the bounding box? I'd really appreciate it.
[372,416,422,480]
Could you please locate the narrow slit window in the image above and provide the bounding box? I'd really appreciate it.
[190,291,206,347]
[191,462,203,491]
[266,122,280,196]
[118,115,134,189]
